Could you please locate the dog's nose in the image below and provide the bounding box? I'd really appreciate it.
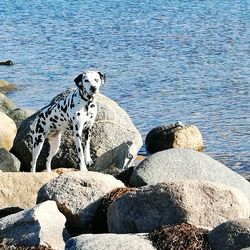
[90,86,97,93]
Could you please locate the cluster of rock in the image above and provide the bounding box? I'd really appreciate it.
[0,153,250,249]
[0,79,250,249]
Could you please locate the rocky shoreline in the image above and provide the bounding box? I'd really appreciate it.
[0,80,250,250]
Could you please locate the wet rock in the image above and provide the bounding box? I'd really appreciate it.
[12,94,142,173]
[0,112,17,151]
[0,172,58,209]
[0,92,16,114]
[36,171,124,234]
[129,148,250,203]
[107,181,249,233]
[0,60,14,66]
[0,201,69,250]
[208,219,250,250]
[65,233,155,250]
[0,80,17,93]
[90,94,142,174]
[145,123,204,153]
[0,148,20,172]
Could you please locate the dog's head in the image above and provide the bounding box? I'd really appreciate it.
[74,71,106,94]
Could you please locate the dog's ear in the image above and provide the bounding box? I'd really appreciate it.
[74,74,83,89]
[98,72,106,83]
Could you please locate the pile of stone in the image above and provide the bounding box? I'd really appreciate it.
[0,159,250,249]
[0,79,250,249]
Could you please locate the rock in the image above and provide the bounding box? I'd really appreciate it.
[148,223,212,250]
[65,233,155,250]
[0,112,17,151]
[107,181,249,233]
[0,148,20,172]
[115,166,135,186]
[36,171,124,234]
[0,92,16,114]
[51,167,78,175]
[12,94,142,173]
[89,94,142,174]
[129,148,250,203]
[0,207,23,219]
[0,60,14,66]
[0,172,58,209]
[91,187,134,233]
[0,200,69,249]
[145,123,204,153]
[208,219,250,250]
[0,80,17,93]
[238,170,250,182]
[8,108,35,128]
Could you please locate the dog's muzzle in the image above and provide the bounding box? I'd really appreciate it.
[90,86,97,93]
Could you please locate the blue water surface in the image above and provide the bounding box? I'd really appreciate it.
[0,0,249,171]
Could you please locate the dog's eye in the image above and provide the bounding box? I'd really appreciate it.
[94,79,99,82]
[85,79,89,83]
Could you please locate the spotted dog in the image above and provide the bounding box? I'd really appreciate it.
[30,70,106,172]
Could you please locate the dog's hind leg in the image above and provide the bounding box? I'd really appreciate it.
[46,131,62,172]
[31,134,46,173]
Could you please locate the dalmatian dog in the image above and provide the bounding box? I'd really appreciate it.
[30,70,106,172]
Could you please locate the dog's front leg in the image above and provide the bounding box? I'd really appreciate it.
[84,127,94,166]
[30,133,46,173]
[73,121,88,171]
[73,132,88,171]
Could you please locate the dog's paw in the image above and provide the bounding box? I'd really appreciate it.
[86,159,94,167]
[79,163,88,171]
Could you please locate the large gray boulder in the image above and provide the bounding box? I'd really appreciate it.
[12,94,142,173]
[129,149,250,203]
[65,233,155,250]
[89,94,142,174]
[107,181,249,233]
[0,200,69,249]
[208,219,250,250]
[37,171,124,233]
[0,148,20,172]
